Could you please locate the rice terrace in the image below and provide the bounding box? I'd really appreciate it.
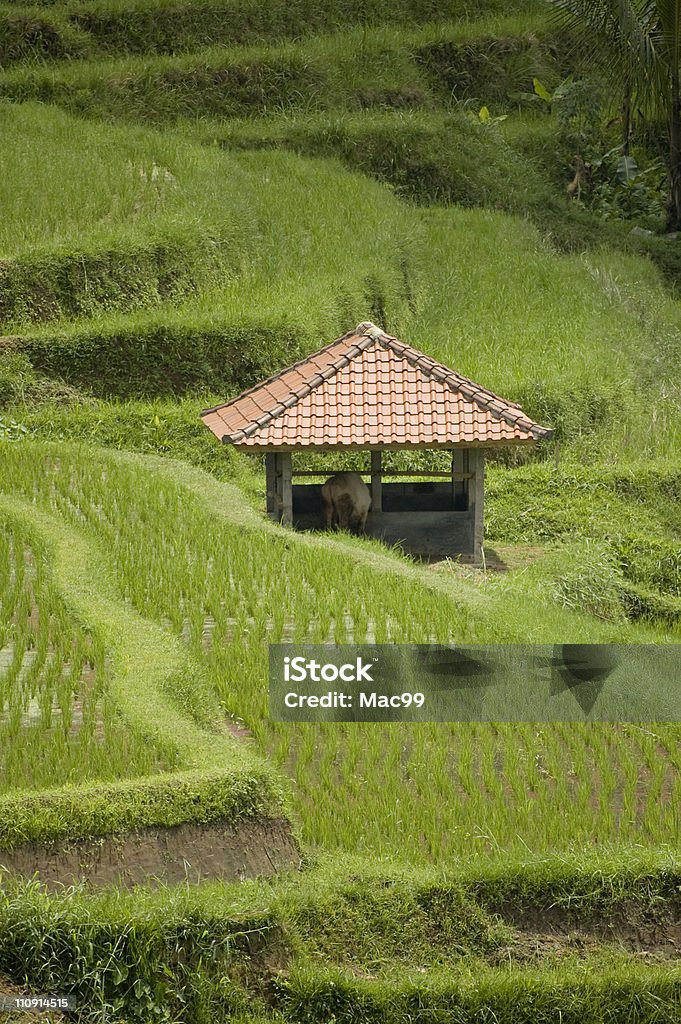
[2,0,681,1019]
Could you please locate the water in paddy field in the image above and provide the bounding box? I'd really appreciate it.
[0,645,19,675]
[0,694,102,734]
[0,643,105,735]
[197,614,380,646]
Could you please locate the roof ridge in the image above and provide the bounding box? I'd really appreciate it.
[370,329,545,440]
[200,323,368,418]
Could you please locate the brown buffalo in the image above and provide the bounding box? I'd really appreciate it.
[321,472,371,534]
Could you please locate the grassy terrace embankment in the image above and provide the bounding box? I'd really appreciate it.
[3,101,681,465]
[0,16,557,119]
[0,0,543,65]
[1,853,681,1022]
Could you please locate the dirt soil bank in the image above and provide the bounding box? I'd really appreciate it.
[0,817,300,889]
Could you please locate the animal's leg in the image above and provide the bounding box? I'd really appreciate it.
[348,509,367,535]
[321,494,334,530]
[336,495,353,531]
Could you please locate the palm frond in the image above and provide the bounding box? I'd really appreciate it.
[548,0,622,60]
[652,0,681,79]
[547,0,669,117]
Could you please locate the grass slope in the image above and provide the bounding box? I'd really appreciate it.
[0,12,554,94]
[0,102,416,339]
[3,101,681,467]
[0,0,545,66]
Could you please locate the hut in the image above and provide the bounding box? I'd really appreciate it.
[201,322,553,562]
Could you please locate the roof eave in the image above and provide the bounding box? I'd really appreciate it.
[219,437,548,452]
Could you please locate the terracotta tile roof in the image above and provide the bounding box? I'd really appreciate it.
[201,322,553,449]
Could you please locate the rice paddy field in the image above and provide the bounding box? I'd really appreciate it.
[2,0,681,1019]
[0,512,172,791]
[1,440,681,1019]
[4,440,681,862]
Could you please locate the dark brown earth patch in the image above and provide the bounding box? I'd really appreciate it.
[487,899,681,959]
[0,817,300,890]
[225,718,254,740]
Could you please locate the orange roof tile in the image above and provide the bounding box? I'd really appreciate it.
[201,322,553,449]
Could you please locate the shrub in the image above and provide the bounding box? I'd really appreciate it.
[535,540,627,622]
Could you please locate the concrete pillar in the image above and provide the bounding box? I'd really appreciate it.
[280,452,293,526]
[471,448,485,562]
[371,450,382,513]
[451,448,464,509]
[265,453,277,518]
[461,448,470,510]
[267,452,293,525]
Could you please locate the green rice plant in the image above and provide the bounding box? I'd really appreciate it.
[0,483,287,846]
[0,514,172,792]
[0,440,679,864]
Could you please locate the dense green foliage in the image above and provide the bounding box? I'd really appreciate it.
[0,769,279,848]
[550,0,681,230]
[13,318,311,398]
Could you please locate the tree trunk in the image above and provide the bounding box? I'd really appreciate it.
[667,71,681,232]
[622,81,631,156]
